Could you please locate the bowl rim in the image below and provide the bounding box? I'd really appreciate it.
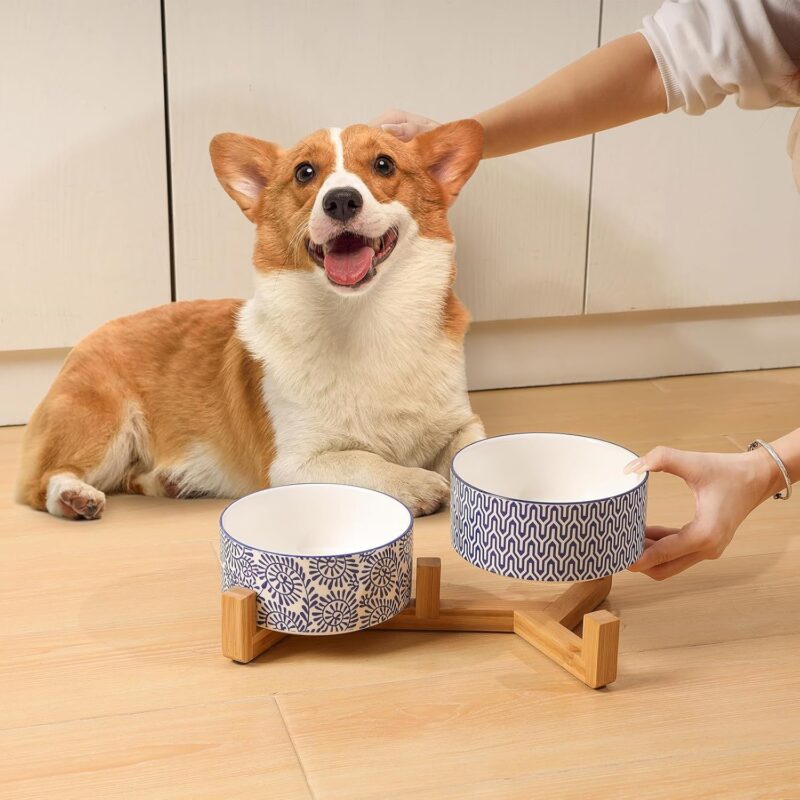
[219,482,414,560]
[450,431,649,506]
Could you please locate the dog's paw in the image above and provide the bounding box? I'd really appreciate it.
[394,468,450,517]
[57,484,106,520]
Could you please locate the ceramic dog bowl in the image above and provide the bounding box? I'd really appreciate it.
[451,433,647,582]
[220,483,413,634]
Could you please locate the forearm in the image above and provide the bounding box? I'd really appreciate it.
[474,33,667,158]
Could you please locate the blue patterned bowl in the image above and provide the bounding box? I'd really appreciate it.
[451,433,647,582]
[220,484,413,634]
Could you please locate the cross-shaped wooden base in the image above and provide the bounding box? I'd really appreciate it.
[222,556,621,689]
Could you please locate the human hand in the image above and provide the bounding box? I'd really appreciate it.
[370,108,440,141]
[624,445,782,580]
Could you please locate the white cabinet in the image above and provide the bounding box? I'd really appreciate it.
[2,0,799,423]
[586,0,800,314]
[0,0,171,351]
[164,0,599,321]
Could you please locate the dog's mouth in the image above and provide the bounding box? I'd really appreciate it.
[307,228,399,288]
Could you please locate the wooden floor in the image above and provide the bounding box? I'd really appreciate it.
[1,369,799,799]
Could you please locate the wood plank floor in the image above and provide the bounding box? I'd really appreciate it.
[1,369,798,799]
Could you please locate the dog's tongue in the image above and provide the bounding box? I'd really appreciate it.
[324,242,374,286]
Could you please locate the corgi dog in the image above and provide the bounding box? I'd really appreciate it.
[16,121,486,520]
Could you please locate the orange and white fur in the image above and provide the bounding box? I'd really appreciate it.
[16,121,486,520]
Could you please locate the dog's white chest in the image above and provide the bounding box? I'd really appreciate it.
[262,319,468,466]
[238,239,472,470]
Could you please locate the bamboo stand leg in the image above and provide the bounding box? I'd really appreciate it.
[221,587,287,663]
[221,557,622,687]
[511,574,620,688]
[414,557,441,618]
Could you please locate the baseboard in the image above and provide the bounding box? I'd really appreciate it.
[465,302,800,390]
[3,303,800,425]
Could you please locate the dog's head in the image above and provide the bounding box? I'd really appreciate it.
[210,122,483,295]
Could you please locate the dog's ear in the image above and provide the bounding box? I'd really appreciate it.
[209,133,282,221]
[412,119,484,205]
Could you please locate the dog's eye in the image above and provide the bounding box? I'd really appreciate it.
[374,155,395,177]
[295,162,315,184]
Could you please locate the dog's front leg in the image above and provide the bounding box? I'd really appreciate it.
[271,451,450,517]
[431,415,486,479]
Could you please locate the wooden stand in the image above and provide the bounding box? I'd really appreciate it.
[222,556,621,689]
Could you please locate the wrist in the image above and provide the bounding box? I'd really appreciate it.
[768,433,800,485]
[746,446,786,503]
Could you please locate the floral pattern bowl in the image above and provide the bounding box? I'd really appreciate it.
[220,483,413,635]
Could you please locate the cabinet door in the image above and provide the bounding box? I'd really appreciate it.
[586,0,800,314]
[0,0,171,350]
[165,0,599,321]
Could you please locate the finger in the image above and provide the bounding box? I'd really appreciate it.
[642,536,671,551]
[644,525,680,541]
[641,552,706,581]
[623,445,678,475]
[628,526,702,572]
[380,123,414,141]
[624,445,693,479]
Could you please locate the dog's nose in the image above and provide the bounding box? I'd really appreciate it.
[322,187,363,222]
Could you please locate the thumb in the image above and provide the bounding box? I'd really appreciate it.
[624,445,692,479]
[380,122,415,141]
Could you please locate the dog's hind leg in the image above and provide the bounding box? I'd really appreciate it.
[17,388,146,520]
[44,472,107,520]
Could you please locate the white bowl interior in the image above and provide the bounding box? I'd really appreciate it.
[453,433,645,503]
[221,484,411,556]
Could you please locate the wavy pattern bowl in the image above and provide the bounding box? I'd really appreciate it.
[451,433,647,582]
[220,484,413,634]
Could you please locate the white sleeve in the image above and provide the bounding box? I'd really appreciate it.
[641,0,800,114]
